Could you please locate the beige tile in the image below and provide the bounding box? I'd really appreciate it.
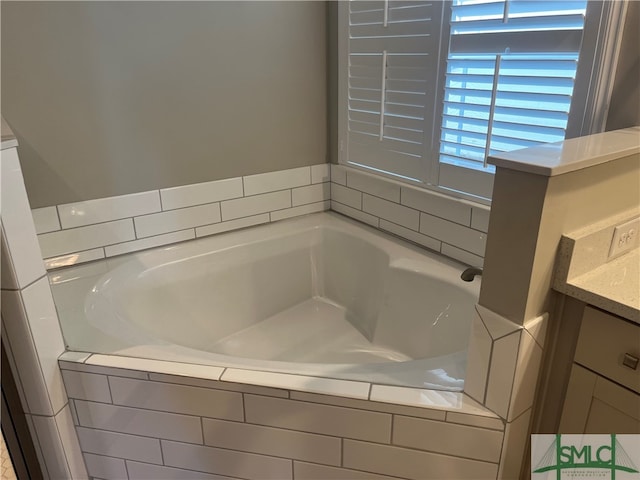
[59,359,149,380]
[196,213,269,237]
[497,410,531,480]
[244,166,310,196]
[363,194,419,230]
[161,440,293,480]
[347,170,400,202]
[331,201,379,228]
[86,354,224,381]
[485,331,521,419]
[331,183,362,209]
[292,183,330,207]
[84,453,127,480]
[1,149,48,287]
[31,415,72,479]
[293,461,405,480]
[476,305,521,340]
[38,219,135,258]
[311,164,330,184]
[58,351,92,363]
[379,219,441,251]
[160,177,243,210]
[203,418,340,465]
[464,311,493,404]
[244,394,391,443]
[134,203,221,238]
[148,373,288,398]
[523,313,548,348]
[393,416,503,462]
[420,212,486,257]
[77,427,162,464]
[75,400,202,444]
[370,385,497,418]
[105,229,195,256]
[270,201,329,222]
[61,370,111,403]
[126,461,236,480]
[32,206,61,234]
[343,440,498,480]
[441,243,484,268]
[401,187,471,226]
[2,289,58,415]
[508,330,543,421]
[290,391,446,421]
[222,369,369,399]
[44,247,106,269]
[446,412,504,431]
[109,377,243,421]
[58,191,161,229]
[471,206,491,232]
[330,164,347,185]
[221,190,291,221]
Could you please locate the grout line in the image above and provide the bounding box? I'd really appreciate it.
[123,458,131,479]
[26,415,52,480]
[131,216,138,239]
[157,190,164,212]
[55,205,64,231]
[1,272,48,292]
[52,412,74,479]
[105,376,114,404]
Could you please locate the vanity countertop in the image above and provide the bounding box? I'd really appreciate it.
[558,249,639,324]
[553,210,640,324]
[488,126,640,177]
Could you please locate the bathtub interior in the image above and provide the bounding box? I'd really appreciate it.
[50,212,480,390]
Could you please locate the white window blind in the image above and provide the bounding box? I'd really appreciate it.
[440,0,588,175]
[342,1,444,181]
[339,0,626,201]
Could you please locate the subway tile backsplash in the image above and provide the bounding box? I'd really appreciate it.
[34,164,330,268]
[33,163,489,269]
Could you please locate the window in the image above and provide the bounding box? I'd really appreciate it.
[338,0,628,200]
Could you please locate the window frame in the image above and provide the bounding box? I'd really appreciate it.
[337,0,629,204]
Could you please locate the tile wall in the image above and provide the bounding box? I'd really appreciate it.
[1,146,88,478]
[31,163,488,269]
[330,165,489,268]
[32,165,331,268]
[59,353,505,480]
[464,304,548,479]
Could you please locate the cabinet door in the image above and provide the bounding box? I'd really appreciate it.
[560,364,640,434]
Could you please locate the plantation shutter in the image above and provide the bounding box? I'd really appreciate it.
[439,0,588,174]
[343,1,444,181]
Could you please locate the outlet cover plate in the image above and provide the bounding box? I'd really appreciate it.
[608,217,640,260]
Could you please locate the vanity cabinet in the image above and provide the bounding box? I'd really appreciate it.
[559,306,640,433]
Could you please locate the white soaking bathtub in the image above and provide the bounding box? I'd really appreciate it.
[50,212,481,390]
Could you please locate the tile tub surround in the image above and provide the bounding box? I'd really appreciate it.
[33,164,331,268]
[59,352,505,480]
[33,162,490,270]
[330,164,489,268]
[1,146,89,478]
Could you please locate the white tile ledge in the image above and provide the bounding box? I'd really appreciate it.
[222,368,370,400]
[58,352,498,420]
[370,384,500,419]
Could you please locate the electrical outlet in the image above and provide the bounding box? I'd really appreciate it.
[608,217,640,259]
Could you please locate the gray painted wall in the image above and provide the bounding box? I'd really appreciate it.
[2,2,327,208]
